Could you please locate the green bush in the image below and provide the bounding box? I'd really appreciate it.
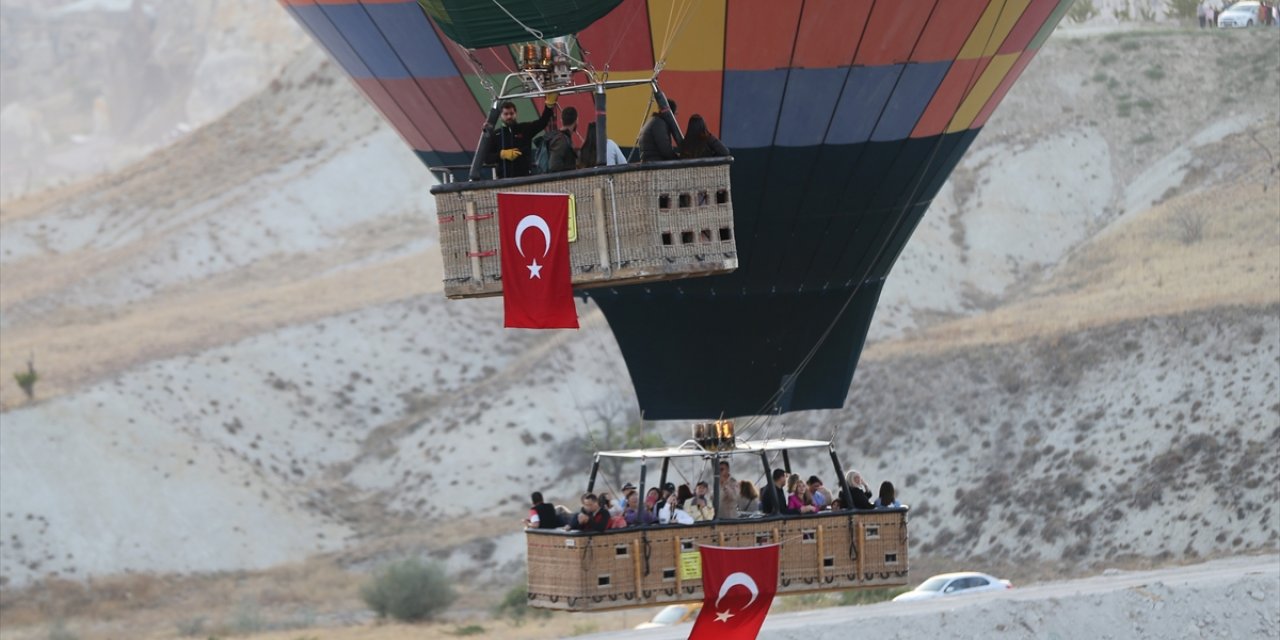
[360,558,457,622]
[1165,0,1199,20]
[450,625,486,636]
[1068,0,1099,23]
[494,583,551,625]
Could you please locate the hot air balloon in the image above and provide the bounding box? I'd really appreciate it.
[279,0,1075,421]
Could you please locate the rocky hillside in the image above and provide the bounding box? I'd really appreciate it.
[0,25,1276,597]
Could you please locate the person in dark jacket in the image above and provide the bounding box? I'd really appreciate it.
[485,95,557,178]
[639,99,679,162]
[546,106,579,172]
[569,493,609,532]
[525,491,560,529]
[677,114,730,159]
[759,468,798,516]
[840,470,875,510]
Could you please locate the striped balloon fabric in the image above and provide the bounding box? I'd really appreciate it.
[281,0,1073,420]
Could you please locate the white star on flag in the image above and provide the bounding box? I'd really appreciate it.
[526,259,543,279]
[714,610,734,622]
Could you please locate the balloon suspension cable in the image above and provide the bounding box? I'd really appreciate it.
[653,0,700,73]
[739,0,1016,441]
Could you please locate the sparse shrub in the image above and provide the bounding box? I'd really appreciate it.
[47,620,78,640]
[228,599,265,634]
[450,626,486,636]
[570,622,599,636]
[13,355,38,401]
[175,616,206,637]
[1133,132,1156,145]
[1143,66,1166,81]
[1068,0,1099,22]
[839,587,910,606]
[360,558,456,622]
[1171,206,1207,244]
[495,583,550,625]
[1164,0,1199,20]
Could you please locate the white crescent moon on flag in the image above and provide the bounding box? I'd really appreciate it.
[715,572,760,610]
[514,214,552,258]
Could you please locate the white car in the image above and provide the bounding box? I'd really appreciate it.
[891,571,1013,602]
[1218,2,1262,27]
[634,604,700,629]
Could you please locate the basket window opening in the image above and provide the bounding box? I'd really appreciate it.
[719,227,732,241]
[597,574,611,588]
[615,545,630,558]
[662,568,676,581]
[866,526,880,539]
[715,188,729,204]
[662,231,673,246]
[680,539,695,551]
[659,194,672,209]
[885,553,898,565]
[681,231,695,244]
[699,229,712,242]
[678,193,692,208]
[823,556,835,568]
[801,530,817,543]
[696,191,710,206]
[755,533,771,545]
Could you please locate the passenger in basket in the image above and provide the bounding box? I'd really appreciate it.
[547,106,579,172]
[659,495,695,525]
[645,487,662,520]
[599,491,622,518]
[624,491,656,526]
[737,480,760,515]
[524,492,561,529]
[874,481,901,509]
[787,474,819,514]
[676,483,693,508]
[618,483,636,512]
[684,481,715,521]
[578,122,627,168]
[569,493,610,532]
[639,99,679,162]
[759,468,796,515]
[676,114,730,159]
[717,461,739,518]
[808,475,833,509]
[840,470,875,510]
[485,96,557,178]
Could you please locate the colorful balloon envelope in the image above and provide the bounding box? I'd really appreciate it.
[281,0,1074,419]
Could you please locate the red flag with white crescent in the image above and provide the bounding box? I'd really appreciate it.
[688,544,779,640]
[497,192,578,329]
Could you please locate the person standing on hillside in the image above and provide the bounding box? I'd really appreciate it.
[486,94,557,178]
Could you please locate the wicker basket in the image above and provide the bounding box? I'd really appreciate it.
[525,508,909,612]
[431,158,737,299]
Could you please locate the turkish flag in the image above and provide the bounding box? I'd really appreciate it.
[688,544,779,640]
[497,192,578,329]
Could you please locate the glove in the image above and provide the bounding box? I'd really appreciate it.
[544,92,559,106]
[500,148,522,161]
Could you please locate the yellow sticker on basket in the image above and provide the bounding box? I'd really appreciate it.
[567,193,578,243]
[679,551,702,580]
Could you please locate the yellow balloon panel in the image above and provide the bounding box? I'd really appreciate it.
[647,0,726,72]
[958,0,1033,60]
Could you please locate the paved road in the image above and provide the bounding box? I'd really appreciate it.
[584,554,1280,639]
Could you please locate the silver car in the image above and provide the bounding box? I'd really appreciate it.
[1218,1,1263,27]
[892,571,1013,602]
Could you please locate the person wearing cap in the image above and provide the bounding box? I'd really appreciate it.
[485,94,558,178]
[547,106,579,172]
[807,475,833,509]
[617,482,636,512]
[639,99,679,162]
[684,481,715,521]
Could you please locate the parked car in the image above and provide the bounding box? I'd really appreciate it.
[1218,1,1263,27]
[891,572,1013,602]
[634,604,701,629]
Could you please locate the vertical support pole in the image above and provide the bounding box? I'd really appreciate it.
[817,525,825,581]
[594,84,608,166]
[638,461,648,527]
[659,458,670,492]
[673,537,683,592]
[464,201,483,283]
[593,187,610,273]
[759,451,775,515]
[856,522,865,582]
[587,455,601,493]
[781,450,792,475]
[651,83,684,146]
[711,455,721,522]
[829,445,850,511]
[633,538,644,596]
[469,102,501,181]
